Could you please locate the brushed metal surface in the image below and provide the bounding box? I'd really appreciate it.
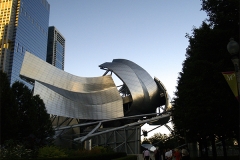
[20,52,123,119]
[20,52,169,120]
[99,59,164,116]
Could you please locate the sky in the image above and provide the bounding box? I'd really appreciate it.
[47,0,208,139]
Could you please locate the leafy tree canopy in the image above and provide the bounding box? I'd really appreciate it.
[201,0,239,35]
[142,133,182,150]
[0,72,54,148]
[172,0,239,143]
[142,138,151,144]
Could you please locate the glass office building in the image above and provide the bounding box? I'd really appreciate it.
[47,26,65,70]
[0,0,50,85]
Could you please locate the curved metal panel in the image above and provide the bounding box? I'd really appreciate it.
[99,59,162,115]
[34,81,123,119]
[20,52,169,120]
[20,52,123,120]
[154,77,172,111]
[113,59,158,100]
[113,59,161,108]
[99,62,144,115]
[20,52,116,92]
[39,81,122,105]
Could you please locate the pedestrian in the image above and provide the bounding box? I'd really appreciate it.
[143,149,151,160]
[162,149,166,160]
[181,148,190,160]
[154,147,161,160]
[165,148,172,160]
[173,148,181,160]
[172,149,176,160]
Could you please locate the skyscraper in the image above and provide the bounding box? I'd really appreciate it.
[0,0,50,85]
[47,26,65,70]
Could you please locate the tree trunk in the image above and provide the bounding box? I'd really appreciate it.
[198,140,203,157]
[221,136,227,159]
[203,138,209,158]
[210,135,217,160]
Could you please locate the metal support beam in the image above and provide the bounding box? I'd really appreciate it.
[80,122,102,142]
[74,113,170,142]
[55,112,170,131]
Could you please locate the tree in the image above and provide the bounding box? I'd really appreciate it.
[173,22,238,137]
[0,72,54,148]
[148,133,181,150]
[148,133,168,147]
[172,0,239,158]
[0,72,19,144]
[201,0,239,37]
[142,138,151,144]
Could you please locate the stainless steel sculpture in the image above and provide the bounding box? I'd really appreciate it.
[20,51,170,120]
[20,52,123,120]
[99,59,167,116]
[20,51,172,153]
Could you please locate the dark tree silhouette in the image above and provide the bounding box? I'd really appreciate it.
[0,72,19,144]
[172,0,239,158]
[0,72,54,149]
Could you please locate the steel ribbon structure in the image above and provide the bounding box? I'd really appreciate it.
[20,51,170,120]
[20,52,123,120]
[99,59,162,116]
[20,51,172,153]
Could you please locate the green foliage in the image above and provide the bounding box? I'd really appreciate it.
[37,145,67,158]
[0,140,33,159]
[0,72,54,150]
[91,145,114,153]
[148,133,169,145]
[149,133,181,149]
[172,0,239,145]
[0,72,19,142]
[70,145,114,157]
[0,143,126,160]
[143,133,181,150]
[201,0,239,35]
[142,138,151,144]
[172,1,239,158]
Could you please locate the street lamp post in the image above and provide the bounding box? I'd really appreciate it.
[227,38,240,151]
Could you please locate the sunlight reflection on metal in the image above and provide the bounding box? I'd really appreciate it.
[20,51,170,121]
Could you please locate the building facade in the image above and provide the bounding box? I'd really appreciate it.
[0,0,50,85]
[47,26,65,70]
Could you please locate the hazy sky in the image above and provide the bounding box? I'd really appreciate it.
[47,0,207,138]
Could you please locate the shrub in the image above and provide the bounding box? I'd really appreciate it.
[91,146,107,154]
[0,140,33,159]
[71,145,115,157]
[37,145,67,158]
[92,145,114,153]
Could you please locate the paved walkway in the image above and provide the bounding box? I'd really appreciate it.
[134,153,155,160]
